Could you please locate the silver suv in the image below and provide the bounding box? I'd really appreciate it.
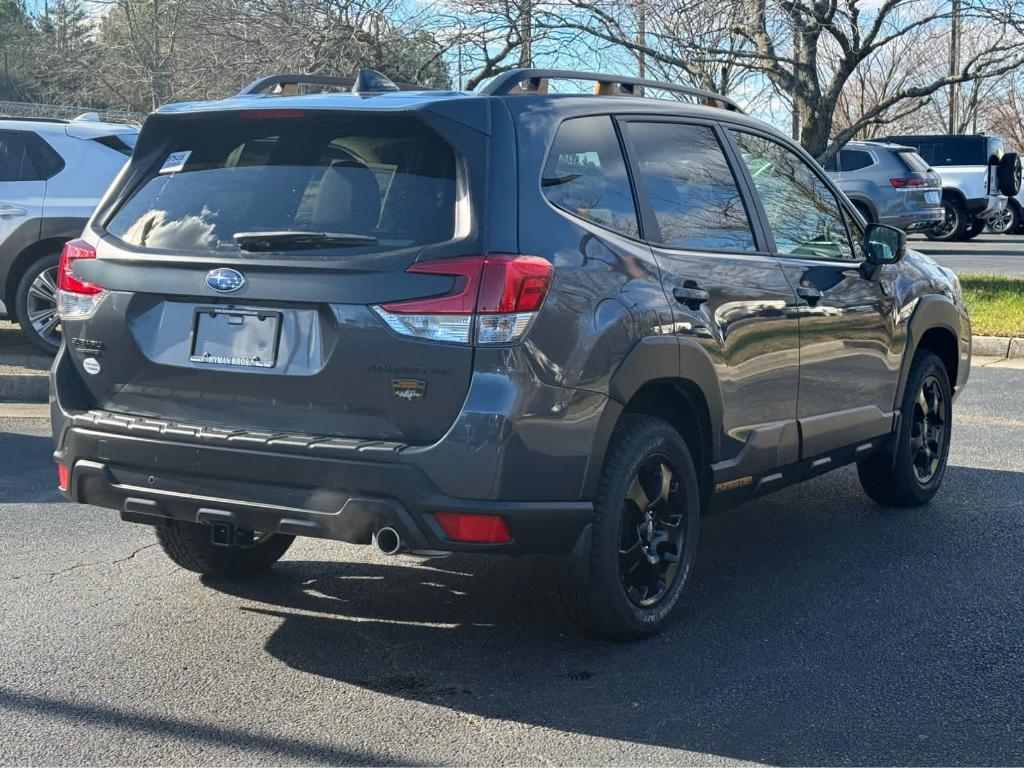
[0,114,139,351]
[824,141,943,232]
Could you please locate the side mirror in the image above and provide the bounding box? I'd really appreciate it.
[864,223,906,265]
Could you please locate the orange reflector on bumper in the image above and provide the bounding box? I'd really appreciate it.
[57,464,69,491]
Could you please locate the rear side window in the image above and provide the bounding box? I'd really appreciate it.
[0,132,38,182]
[105,113,457,255]
[624,122,755,252]
[93,134,136,156]
[541,116,639,238]
[840,149,874,172]
[895,136,986,166]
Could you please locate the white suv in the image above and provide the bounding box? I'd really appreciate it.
[880,134,1021,241]
[0,114,139,351]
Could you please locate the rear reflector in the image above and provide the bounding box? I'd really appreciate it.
[374,254,552,345]
[434,512,512,543]
[57,464,69,491]
[890,177,927,188]
[58,239,106,320]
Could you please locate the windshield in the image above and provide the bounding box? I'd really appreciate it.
[105,113,457,256]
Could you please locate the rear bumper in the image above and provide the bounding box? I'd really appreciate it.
[50,347,599,556]
[966,195,1006,219]
[882,209,943,231]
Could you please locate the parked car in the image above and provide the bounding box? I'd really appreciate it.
[879,133,1021,241]
[986,188,1024,234]
[0,114,138,352]
[52,69,971,640]
[823,141,943,232]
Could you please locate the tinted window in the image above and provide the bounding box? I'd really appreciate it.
[889,136,987,166]
[542,116,639,238]
[840,149,874,172]
[25,132,65,178]
[93,134,136,156]
[822,154,839,172]
[106,114,457,255]
[0,132,38,182]
[730,130,855,261]
[625,122,755,252]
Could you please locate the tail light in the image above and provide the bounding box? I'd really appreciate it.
[373,254,553,345]
[434,512,512,543]
[57,239,106,319]
[890,177,927,188]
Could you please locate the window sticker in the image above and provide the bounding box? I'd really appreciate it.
[159,150,191,174]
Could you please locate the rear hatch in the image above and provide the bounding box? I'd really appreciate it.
[892,147,942,207]
[62,106,490,443]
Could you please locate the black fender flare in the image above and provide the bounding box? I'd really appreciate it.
[894,295,967,407]
[847,195,878,224]
[580,336,725,497]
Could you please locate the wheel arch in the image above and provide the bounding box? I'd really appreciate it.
[3,217,87,314]
[895,296,965,406]
[848,195,878,223]
[584,337,723,506]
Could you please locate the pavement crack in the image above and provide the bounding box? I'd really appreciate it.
[0,543,159,584]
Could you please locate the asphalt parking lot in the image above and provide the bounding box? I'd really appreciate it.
[910,232,1024,276]
[2,355,1023,766]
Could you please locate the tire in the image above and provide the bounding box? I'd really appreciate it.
[156,519,294,577]
[857,350,952,507]
[559,415,700,640]
[13,253,62,354]
[986,201,1020,234]
[997,152,1022,196]
[961,219,985,240]
[924,197,968,241]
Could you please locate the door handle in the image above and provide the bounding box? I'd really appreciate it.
[673,284,710,309]
[797,286,822,305]
[0,204,27,219]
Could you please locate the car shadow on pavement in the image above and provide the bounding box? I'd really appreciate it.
[0,432,61,503]
[205,464,1024,766]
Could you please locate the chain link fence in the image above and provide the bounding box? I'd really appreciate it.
[0,100,144,124]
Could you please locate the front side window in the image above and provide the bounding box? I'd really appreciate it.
[730,130,856,261]
[0,132,37,182]
[624,122,756,252]
[105,113,457,256]
[541,116,639,238]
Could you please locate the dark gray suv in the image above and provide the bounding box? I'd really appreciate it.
[51,69,972,639]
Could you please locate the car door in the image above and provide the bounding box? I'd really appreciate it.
[618,117,802,480]
[725,128,902,459]
[0,130,45,240]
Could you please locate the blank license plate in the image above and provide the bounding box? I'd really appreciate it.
[925,190,940,204]
[189,309,280,368]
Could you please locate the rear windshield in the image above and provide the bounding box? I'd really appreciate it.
[105,113,457,255]
[897,149,931,173]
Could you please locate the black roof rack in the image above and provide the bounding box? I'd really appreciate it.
[238,71,426,97]
[478,68,743,113]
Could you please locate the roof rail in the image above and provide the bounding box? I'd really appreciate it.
[478,68,743,113]
[238,71,426,97]
[0,115,69,124]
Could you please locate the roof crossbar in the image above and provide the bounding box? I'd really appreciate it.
[478,68,744,113]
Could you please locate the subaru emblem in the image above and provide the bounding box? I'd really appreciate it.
[206,268,245,293]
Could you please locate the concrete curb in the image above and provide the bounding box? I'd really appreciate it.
[972,335,1024,359]
[0,373,48,403]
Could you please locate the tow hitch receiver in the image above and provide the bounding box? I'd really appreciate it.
[209,521,254,547]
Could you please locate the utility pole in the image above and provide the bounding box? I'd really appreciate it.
[637,0,646,80]
[949,0,961,133]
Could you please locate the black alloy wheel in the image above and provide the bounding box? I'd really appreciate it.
[617,456,686,607]
[910,374,947,486]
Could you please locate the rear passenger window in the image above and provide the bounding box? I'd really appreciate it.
[0,132,38,182]
[542,116,639,238]
[840,149,874,171]
[624,122,756,252]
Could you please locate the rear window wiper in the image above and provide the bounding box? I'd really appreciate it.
[233,231,377,251]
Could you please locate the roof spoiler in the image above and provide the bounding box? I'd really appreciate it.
[237,70,427,97]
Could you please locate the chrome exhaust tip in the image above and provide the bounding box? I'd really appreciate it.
[375,527,404,556]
